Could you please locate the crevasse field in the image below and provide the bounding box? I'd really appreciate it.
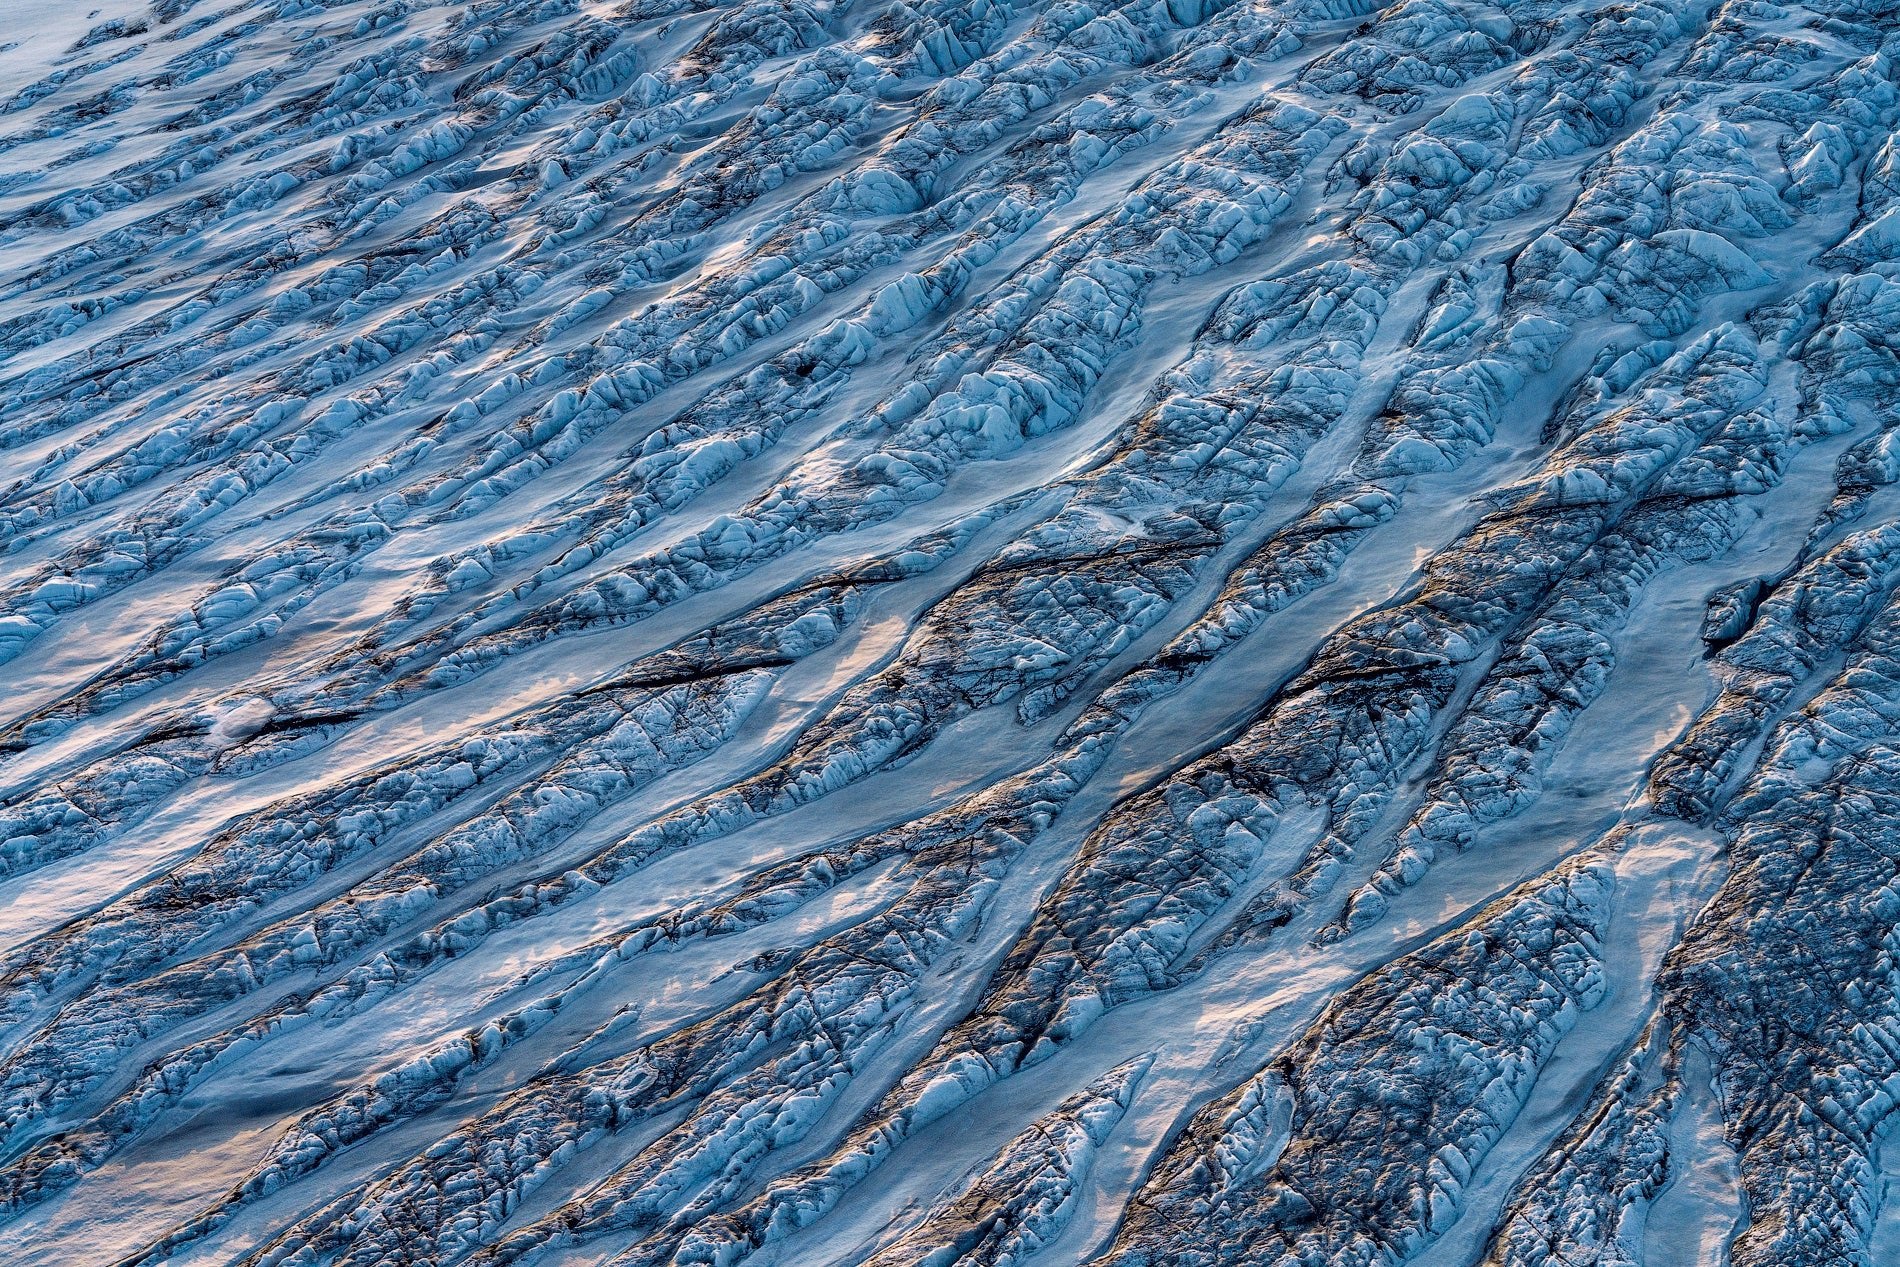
[1,0,1898,1262]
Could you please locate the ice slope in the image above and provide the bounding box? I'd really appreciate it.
[1,0,1899,1263]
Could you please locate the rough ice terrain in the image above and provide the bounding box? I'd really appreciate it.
[2,0,1900,1262]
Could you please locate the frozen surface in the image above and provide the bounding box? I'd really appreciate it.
[1,0,1899,1263]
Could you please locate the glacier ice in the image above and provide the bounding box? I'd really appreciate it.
[4,0,1900,1263]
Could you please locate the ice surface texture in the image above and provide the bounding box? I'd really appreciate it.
[2,0,1900,1263]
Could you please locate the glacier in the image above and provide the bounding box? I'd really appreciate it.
[3,0,1900,1263]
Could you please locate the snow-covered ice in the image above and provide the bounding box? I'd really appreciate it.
[3,0,1900,1263]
